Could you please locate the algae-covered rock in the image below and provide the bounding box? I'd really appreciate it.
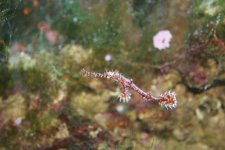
[61,44,92,64]
[198,0,223,16]
[0,94,25,125]
[9,52,36,70]
[71,91,110,117]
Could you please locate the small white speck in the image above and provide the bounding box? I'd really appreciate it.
[73,17,78,23]
[14,117,22,125]
[116,105,126,113]
[104,54,112,62]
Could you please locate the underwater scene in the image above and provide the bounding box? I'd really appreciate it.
[0,0,225,149]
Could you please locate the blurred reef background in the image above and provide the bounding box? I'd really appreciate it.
[0,0,225,149]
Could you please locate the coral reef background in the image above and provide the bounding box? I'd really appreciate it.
[0,0,225,149]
